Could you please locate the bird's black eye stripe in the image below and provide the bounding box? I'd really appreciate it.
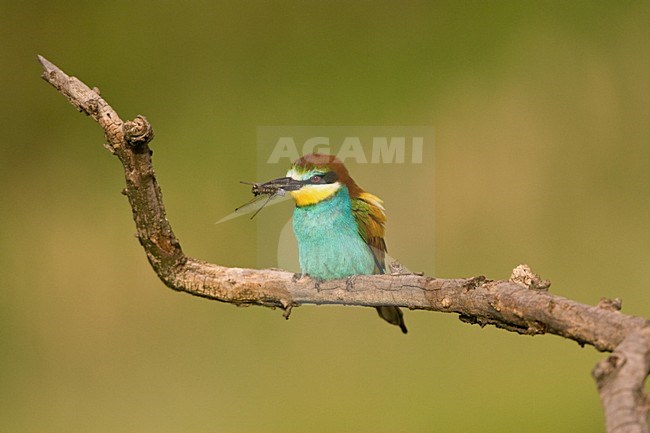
[309,172,338,184]
[323,171,338,183]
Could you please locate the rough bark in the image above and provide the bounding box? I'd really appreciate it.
[593,328,650,433]
[38,55,649,433]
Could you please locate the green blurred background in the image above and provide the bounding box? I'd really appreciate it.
[1,1,648,432]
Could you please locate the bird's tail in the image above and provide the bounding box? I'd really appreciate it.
[376,306,408,334]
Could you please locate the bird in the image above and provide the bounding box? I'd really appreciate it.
[263,153,407,333]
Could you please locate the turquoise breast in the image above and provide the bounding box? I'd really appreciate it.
[292,186,375,280]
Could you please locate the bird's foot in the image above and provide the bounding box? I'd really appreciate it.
[346,275,358,290]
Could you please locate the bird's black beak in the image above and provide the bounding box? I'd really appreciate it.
[260,176,306,192]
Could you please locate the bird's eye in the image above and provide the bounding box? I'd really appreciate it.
[310,175,322,183]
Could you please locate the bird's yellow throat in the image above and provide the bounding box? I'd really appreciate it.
[290,183,341,207]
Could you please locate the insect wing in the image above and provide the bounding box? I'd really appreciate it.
[215,193,290,224]
[235,194,268,213]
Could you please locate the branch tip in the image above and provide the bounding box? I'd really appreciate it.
[37,54,55,72]
[37,55,63,83]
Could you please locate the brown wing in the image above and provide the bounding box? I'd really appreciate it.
[350,192,387,274]
[351,191,407,333]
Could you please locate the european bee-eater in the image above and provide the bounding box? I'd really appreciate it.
[264,153,407,333]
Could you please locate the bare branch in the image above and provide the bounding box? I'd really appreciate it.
[594,327,650,433]
[38,56,650,432]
